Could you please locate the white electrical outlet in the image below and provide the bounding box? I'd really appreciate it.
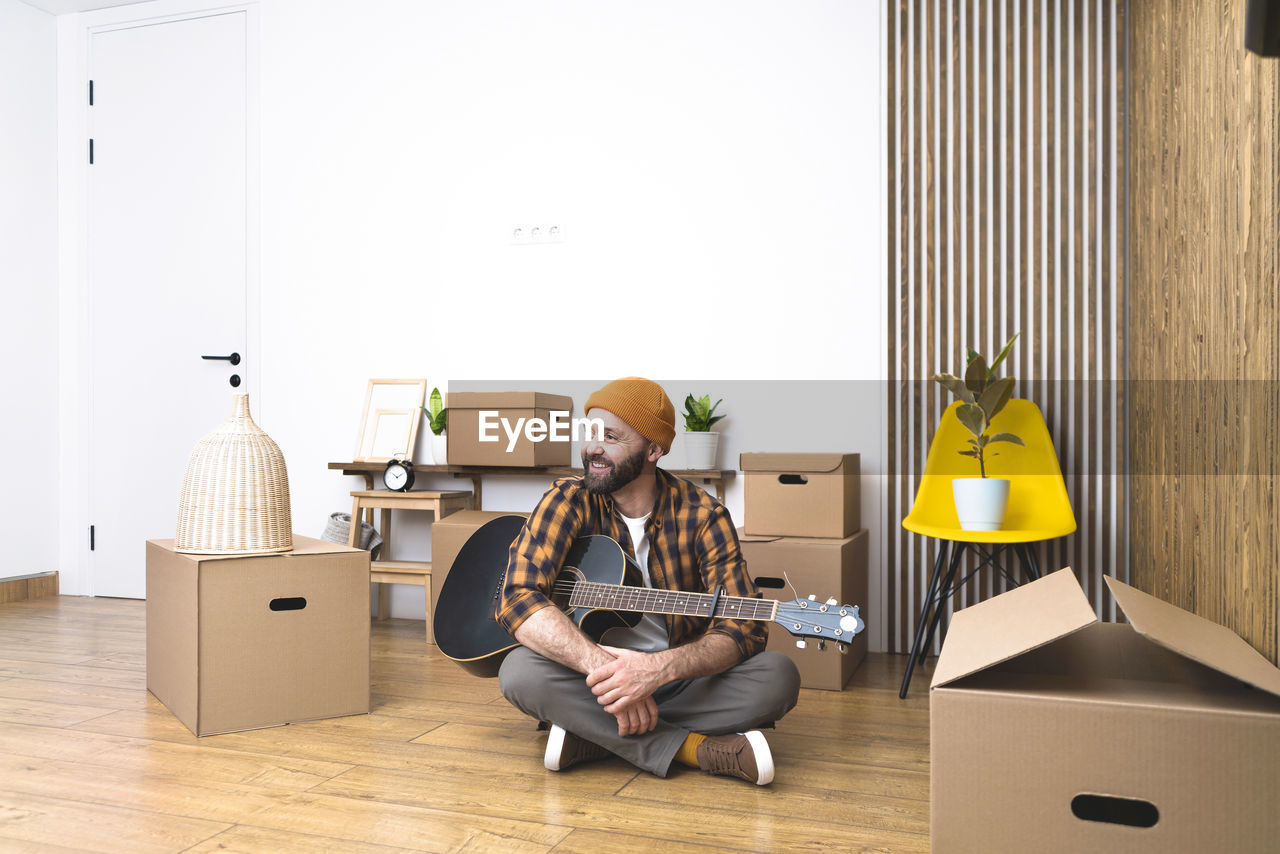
[510,224,565,245]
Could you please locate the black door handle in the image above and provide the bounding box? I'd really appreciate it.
[202,352,241,365]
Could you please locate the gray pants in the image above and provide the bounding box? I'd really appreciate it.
[498,647,801,777]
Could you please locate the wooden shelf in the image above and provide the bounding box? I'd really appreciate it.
[328,461,735,505]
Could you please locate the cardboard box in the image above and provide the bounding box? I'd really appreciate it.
[146,536,370,736]
[739,529,868,690]
[446,392,575,467]
[740,452,860,538]
[931,568,1280,853]
[429,509,529,643]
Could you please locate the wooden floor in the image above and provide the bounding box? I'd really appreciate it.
[0,596,933,853]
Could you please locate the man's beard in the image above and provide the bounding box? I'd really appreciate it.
[583,444,647,494]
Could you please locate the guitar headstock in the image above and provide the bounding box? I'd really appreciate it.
[773,597,865,652]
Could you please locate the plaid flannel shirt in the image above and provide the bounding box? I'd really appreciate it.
[496,468,768,661]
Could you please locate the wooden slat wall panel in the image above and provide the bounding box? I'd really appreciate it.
[1129,1,1280,664]
[886,0,1125,654]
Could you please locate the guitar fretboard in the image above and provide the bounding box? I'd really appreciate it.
[568,581,779,621]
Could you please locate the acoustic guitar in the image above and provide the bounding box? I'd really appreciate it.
[434,515,865,678]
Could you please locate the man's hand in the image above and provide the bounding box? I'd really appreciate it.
[604,693,659,736]
[586,645,671,735]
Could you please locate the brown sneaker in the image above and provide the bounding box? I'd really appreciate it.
[696,731,774,785]
[544,724,611,771]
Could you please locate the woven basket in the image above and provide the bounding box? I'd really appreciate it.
[175,393,293,554]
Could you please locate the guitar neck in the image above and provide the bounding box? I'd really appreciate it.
[568,581,778,622]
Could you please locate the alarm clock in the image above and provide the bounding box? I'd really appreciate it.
[383,458,415,492]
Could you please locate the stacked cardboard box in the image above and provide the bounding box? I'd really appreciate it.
[738,453,865,690]
[446,392,575,466]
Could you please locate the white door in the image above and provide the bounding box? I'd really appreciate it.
[88,12,253,598]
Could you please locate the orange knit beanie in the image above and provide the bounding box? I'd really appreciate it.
[584,377,676,453]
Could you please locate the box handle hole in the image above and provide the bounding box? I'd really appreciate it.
[778,474,808,485]
[754,576,786,589]
[269,597,307,612]
[1071,794,1159,828]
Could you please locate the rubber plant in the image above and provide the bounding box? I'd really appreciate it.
[422,387,447,436]
[932,334,1024,476]
[682,394,725,431]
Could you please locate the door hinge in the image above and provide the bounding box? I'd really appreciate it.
[89,525,96,551]
[89,79,94,106]
[89,139,94,165]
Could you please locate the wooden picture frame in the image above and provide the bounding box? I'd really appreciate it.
[355,379,427,462]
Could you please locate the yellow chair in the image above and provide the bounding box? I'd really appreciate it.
[899,398,1076,697]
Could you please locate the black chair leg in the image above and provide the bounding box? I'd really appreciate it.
[900,540,950,699]
[1013,544,1032,582]
[1026,543,1042,579]
[920,543,966,662]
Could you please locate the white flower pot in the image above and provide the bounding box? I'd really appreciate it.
[952,477,1010,531]
[683,431,720,470]
[429,433,447,466]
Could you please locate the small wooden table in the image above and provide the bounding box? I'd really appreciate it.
[348,489,474,637]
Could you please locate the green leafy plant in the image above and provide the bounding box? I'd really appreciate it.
[422,387,447,436]
[682,394,725,432]
[932,334,1024,477]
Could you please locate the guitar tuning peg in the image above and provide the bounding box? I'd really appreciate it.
[795,640,807,650]
[826,597,838,605]
[837,643,848,654]
[817,639,827,651]
[807,594,817,601]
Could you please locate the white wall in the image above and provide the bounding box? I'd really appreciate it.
[252,0,885,635]
[53,0,887,646]
[0,0,59,582]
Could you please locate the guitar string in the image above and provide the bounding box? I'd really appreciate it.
[548,578,842,620]
[553,583,767,616]
[555,580,761,611]
[541,579,851,643]
[551,580,778,620]
[553,586,851,638]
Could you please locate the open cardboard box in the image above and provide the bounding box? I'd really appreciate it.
[931,567,1280,853]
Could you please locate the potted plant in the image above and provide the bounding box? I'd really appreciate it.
[682,394,724,470]
[422,387,448,465]
[933,334,1024,530]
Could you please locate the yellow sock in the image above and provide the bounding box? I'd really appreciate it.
[675,733,707,768]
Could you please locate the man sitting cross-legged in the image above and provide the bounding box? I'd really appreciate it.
[496,377,801,785]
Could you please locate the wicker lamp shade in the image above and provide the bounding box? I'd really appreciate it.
[175,393,293,554]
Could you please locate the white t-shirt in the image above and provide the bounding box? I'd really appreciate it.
[603,511,669,652]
